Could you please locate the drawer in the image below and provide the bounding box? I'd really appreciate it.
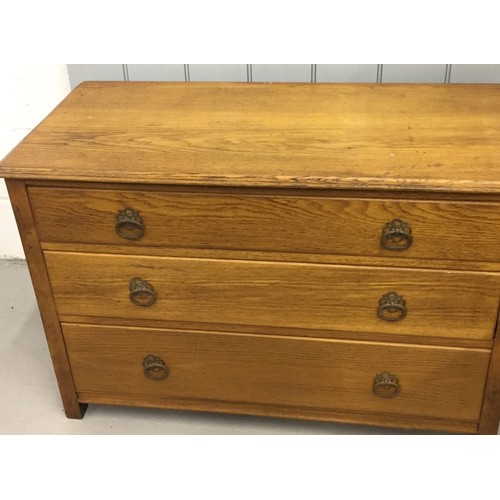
[45,252,500,340]
[29,187,500,262]
[62,323,490,422]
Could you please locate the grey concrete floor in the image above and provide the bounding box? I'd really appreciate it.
[0,259,460,434]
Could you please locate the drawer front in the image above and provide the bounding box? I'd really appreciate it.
[30,187,500,262]
[46,252,500,340]
[62,324,490,421]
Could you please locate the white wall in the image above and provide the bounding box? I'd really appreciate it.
[0,65,70,259]
[67,64,500,88]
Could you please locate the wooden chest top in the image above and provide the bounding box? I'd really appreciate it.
[1,81,500,193]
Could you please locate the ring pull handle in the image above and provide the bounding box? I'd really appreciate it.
[143,355,169,381]
[115,208,145,240]
[381,219,413,251]
[377,291,407,322]
[373,372,400,398]
[129,277,157,307]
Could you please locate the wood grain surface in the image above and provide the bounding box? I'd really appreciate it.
[45,252,500,340]
[62,323,490,421]
[2,82,500,193]
[29,186,500,263]
[478,311,500,434]
[76,391,478,433]
[56,314,495,349]
[39,242,500,273]
[78,391,478,434]
[5,180,86,419]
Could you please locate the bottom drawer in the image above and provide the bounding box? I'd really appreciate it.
[62,323,490,423]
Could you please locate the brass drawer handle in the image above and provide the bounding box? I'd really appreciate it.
[381,218,413,251]
[373,372,400,398]
[129,277,157,307]
[115,208,145,240]
[143,355,169,381]
[377,291,407,322]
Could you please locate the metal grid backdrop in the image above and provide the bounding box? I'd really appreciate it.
[68,64,500,89]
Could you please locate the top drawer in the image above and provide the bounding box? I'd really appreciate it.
[29,186,500,263]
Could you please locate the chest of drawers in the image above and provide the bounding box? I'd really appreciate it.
[2,82,500,433]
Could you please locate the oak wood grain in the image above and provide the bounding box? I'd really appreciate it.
[2,82,500,194]
[29,186,500,264]
[77,392,477,434]
[478,310,500,434]
[5,180,86,419]
[56,315,495,349]
[45,252,500,340]
[40,242,500,273]
[62,323,490,422]
[24,179,500,202]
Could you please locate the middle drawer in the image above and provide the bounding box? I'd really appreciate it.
[45,252,500,340]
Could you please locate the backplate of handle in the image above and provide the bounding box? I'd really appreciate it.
[143,355,169,381]
[116,208,145,240]
[381,219,413,251]
[129,277,157,307]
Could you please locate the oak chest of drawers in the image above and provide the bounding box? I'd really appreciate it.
[2,82,500,433]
